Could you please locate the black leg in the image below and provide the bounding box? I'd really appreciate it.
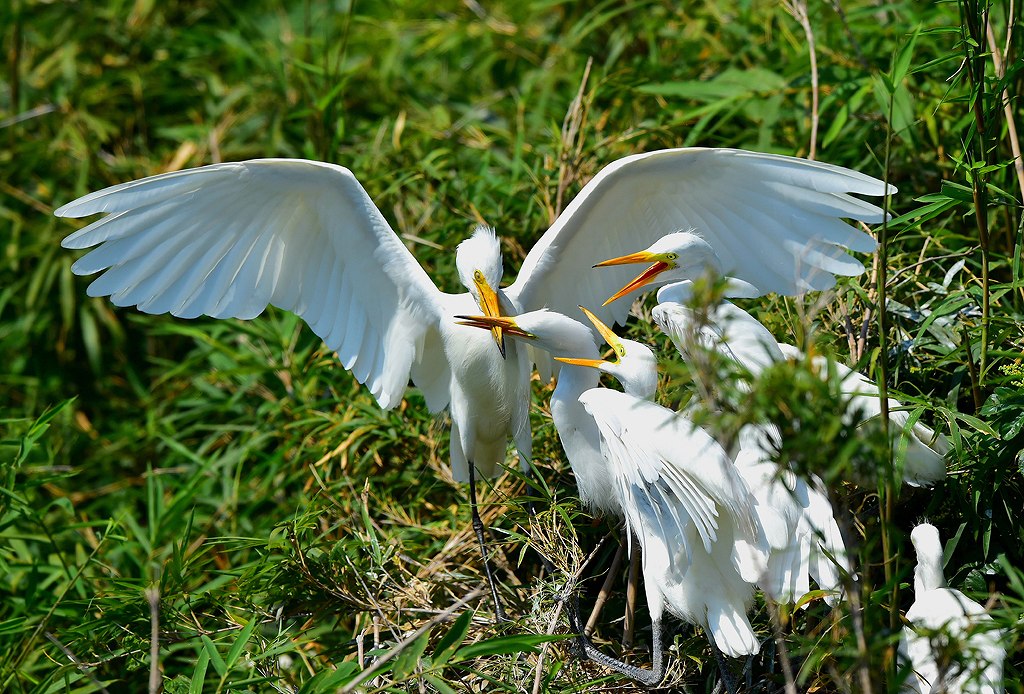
[711,640,739,694]
[468,464,508,623]
[562,585,664,687]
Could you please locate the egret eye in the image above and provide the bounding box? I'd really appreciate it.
[616,345,626,357]
[665,252,678,261]
[473,270,485,283]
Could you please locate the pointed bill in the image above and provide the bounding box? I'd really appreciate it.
[473,277,506,358]
[554,356,606,369]
[577,305,619,349]
[594,251,671,306]
[455,314,533,340]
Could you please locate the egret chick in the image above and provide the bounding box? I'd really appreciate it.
[460,307,765,685]
[898,523,1005,693]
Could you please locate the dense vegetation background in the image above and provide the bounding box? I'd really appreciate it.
[2,0,1022,691]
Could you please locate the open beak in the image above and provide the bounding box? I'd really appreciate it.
[474,278,506,358]
[554,306,622,369]
[455,314,533,341]
[593,251,671,307]
[577,306,619,349]
[554,356,606,369]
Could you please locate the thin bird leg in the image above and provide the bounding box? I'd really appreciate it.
[622,543,641,648]
[563,589,664,687]
[468,464,508,623]
[711,641,739,694]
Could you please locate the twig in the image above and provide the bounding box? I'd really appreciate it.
[555,57,593,219]
[585,541,625,637]
[532,595,566,694]
[785,0,819,159]
[764,599,798,694]
[146,586,161,694]
[985,12,1024,204]
[339,587,486,693]
[45,633,112,694]
[622,544,641,649]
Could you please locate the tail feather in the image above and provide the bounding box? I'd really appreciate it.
[707,603,760,657]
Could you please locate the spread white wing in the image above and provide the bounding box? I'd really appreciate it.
[58,159,449,411]
[579,389,758,569]
[508,148,888,334]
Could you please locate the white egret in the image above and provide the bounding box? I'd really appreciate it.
[458,307,765,685]
[774,344,949,487]
[56,149,888,616]
[599,231,949,487]
[653,278,848,603]
[898,523,1005,693]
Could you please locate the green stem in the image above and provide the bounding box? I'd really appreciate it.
[961,0,992,390]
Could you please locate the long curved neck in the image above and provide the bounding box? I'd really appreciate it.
[549,344,616,512]
[915,551,946,593]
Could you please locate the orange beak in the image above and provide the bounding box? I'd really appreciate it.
[593,251,671,306]
[554,306,623,369]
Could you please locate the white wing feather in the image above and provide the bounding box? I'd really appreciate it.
[579,389,758,562]
[58,159,448,411]
[509,148,887,341]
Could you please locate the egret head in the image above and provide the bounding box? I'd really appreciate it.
[910,522,946,592]
[455,309,597,360]
[555,306,658,401]
[456,225,506,356]
[594,231,726,306]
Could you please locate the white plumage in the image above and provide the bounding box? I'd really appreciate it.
[898,523,1005,693]
[458,306,766,681]
[57,150,889,481]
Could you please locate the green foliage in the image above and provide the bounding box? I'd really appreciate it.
[2,0,1022,691]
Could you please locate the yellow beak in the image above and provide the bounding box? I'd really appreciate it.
[554,356,606,369]
[474,277,506,358]
[455,314,533,341]
[553,306,622,369]
[593,251,671,307]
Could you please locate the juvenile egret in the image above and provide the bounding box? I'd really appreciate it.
[57,149,887,616]
[458,307,765,685]
[600,229,949,488]
[898,523,1005,693]
[654,278,849,606]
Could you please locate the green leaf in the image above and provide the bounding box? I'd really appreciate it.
[423,674,459,694]
[200,634,227,677]
[891,26,921,84]
[453,633,571,661]
[431,609,474,667]
[189,650,210,694]
[393,630,431,679]
[297,662,361,693]
[225,617,259,669]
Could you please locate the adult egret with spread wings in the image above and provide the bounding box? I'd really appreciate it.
[56,148,887,617]
[458,307,764,686]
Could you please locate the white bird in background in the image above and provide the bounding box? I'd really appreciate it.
[898,523,1005,694]
[653,277,848,606]
[774,344,949,487]
[459,307,765,685]
[56,148,888,617]
[598,232,948,489]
